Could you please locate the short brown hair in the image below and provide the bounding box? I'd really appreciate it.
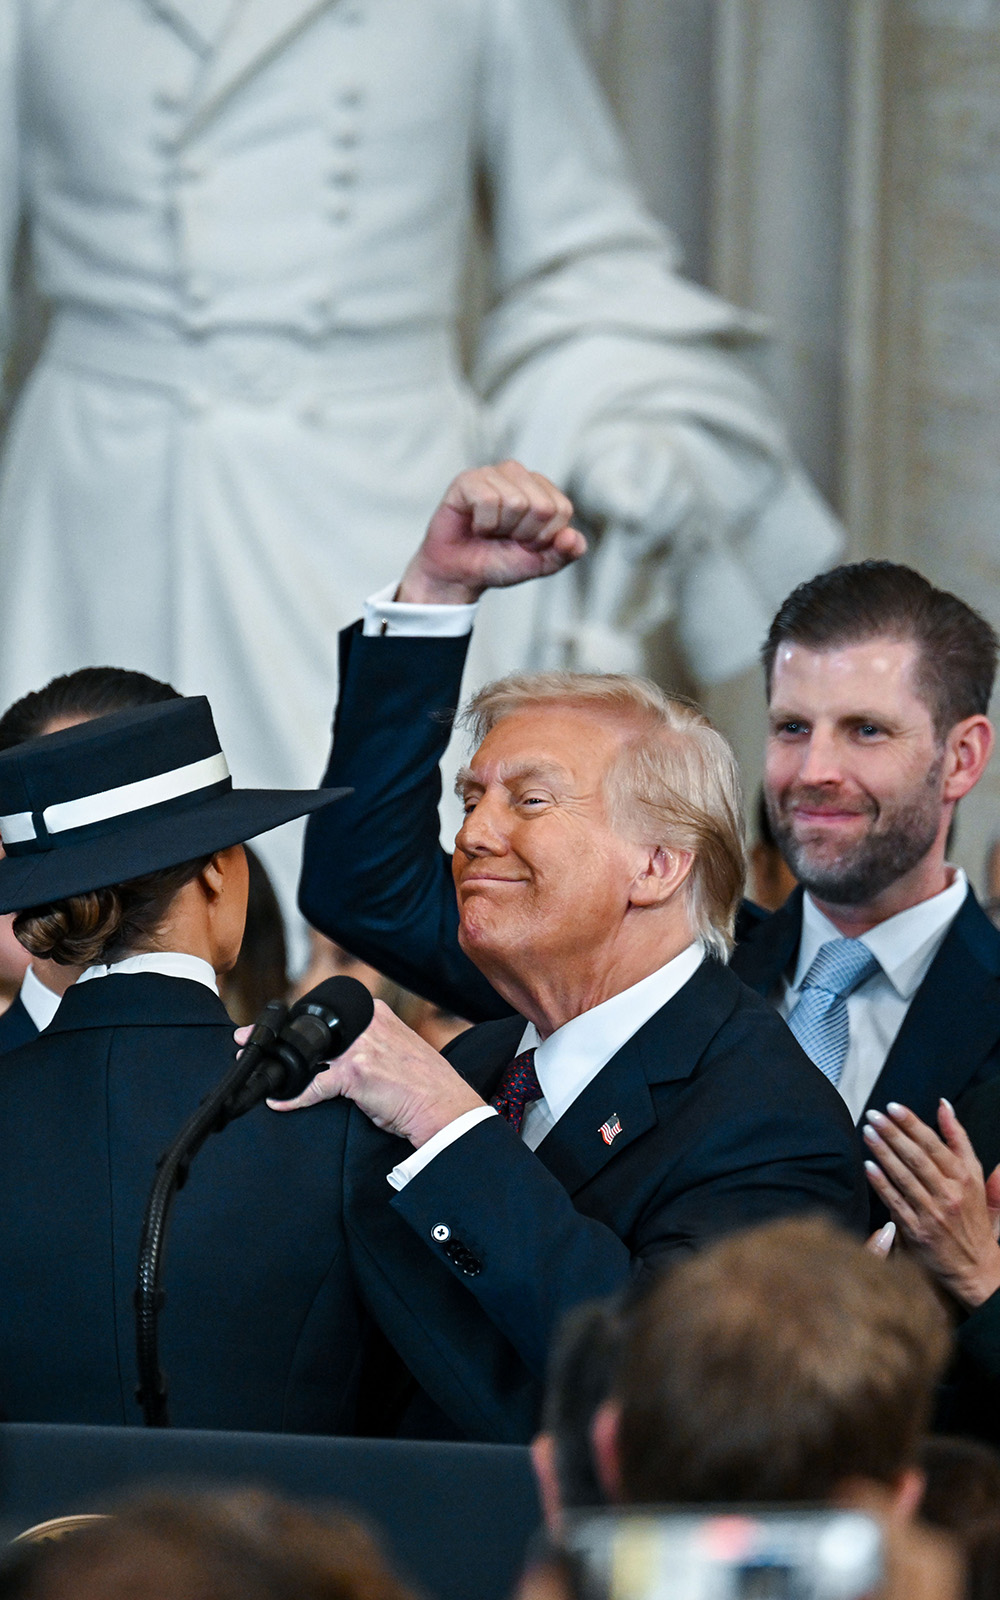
[0,1489,417,1600]
[762,562,998,738]
[613,1217,950,1504]
[461,672,745,959]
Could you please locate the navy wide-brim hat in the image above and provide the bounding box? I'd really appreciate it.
[0,697,349,913]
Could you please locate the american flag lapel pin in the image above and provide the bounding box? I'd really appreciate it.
[598,1113,622,1147]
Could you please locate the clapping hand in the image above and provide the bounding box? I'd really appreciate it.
[863,1098,1000,1308]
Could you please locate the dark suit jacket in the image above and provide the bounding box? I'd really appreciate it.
[342,957,868,1443]
[0,973,362,1433]
[732,885,1000,1127]
[300,625,1000,1133]
[0,993,37,1054]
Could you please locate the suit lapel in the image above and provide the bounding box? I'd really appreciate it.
[535,960,743,1195]
[731,889,803,996]
[864,893,1000,1119]
[177,0,338,138]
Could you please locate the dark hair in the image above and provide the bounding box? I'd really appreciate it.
[0,667,179,752]
[13,856,214,967]
[0,1488,417,1600]
[541,1298,628,1511]
[218,848,289,1024]
[613,1216,950,1504]
[761,562,998,738]
[919,1436,1000,1542]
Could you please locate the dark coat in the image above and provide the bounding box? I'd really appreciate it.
[342,957,868,1443]
[0,973,362,1432]
[0,993,37,1055]
[731,885,1000,1127]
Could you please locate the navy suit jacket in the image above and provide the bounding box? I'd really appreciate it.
[0,993,37,1054]
[731,885,1000,1126]
[0,974,362,1432]
[342,957,868,1443]
[300,625,1000,1134]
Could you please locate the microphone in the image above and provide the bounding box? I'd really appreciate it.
[229,975,375,1114]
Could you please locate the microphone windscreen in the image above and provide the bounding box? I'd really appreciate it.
[291,974,375,1049]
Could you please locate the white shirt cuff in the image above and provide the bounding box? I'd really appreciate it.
[362,582,479,638]
[387,1105,498,1191]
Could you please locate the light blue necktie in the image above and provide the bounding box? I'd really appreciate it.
[786,938,881,1086]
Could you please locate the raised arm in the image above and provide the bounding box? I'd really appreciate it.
[298,463,585,1020]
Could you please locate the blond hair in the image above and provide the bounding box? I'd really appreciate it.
[461,672,745,960]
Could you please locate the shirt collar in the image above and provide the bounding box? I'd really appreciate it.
[77,951,220,996]
[18,964,64,1032]
[794,868,968,1000]
[517,942,705,1122]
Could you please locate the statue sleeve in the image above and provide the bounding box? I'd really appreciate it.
[473,0,842,683]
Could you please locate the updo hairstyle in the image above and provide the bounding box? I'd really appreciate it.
[14,856,214,968]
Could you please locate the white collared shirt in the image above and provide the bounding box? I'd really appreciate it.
[777,869,968,1122]
[18,964,64,1033]
[388,941,706,1189]
[77,951,220,996]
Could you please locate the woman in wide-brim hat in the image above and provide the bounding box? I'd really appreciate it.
[0,691,366,1432]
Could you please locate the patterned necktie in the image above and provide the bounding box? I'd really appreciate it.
[786,937,881,1086]
[490,1048,543,1134]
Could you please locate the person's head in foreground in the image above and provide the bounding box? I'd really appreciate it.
[453,672,744,1020]
[762,562,997,921]
[0,1488,416,1600]
[0,695,345,975]
[592,1216,950,1520]
[532,1297,630,1532]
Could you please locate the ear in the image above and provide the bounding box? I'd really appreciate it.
[198,851,228,904]
[530,1432,564,1535]
[942,715,993,803]
[590,1399,623,1503]
[628,846,694,910]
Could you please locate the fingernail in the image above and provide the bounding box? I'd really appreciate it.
[864,1160,881,1176]
[877,1221,896,1249]
[887,1102,906,1118]
[863,1124,882,1145]
[941,1097,955,1114]
[867,1108,888,1126]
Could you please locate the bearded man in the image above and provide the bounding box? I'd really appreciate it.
[732,562,999,1132]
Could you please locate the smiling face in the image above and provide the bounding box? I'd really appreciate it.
[764,636,949,911]
[452,705,648,993]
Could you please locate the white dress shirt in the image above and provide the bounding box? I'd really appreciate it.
[777,870,969,1122]
[363,583,478,639]
[77,951,220,996]
[388,941,705,1189]
[18,964,64,1033]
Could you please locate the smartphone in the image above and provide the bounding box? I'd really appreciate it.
[560,1508,884,1600]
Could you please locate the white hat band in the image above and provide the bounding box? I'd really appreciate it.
[0,753,231,845]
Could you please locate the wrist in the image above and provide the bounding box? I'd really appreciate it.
[396,556,483,607]
[955,1254,1000,1310]
[406,1086,487,1148]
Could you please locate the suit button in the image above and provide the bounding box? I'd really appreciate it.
[431,1224,451,1242]
[444,1239,482,1276]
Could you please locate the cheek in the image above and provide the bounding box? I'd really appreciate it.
[764,744,796,792]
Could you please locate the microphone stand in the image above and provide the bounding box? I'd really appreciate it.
[134,1000,287,1427]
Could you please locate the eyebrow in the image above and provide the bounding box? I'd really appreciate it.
[454,760,571,795]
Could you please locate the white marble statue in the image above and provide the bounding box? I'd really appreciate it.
[0,0,841,917]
